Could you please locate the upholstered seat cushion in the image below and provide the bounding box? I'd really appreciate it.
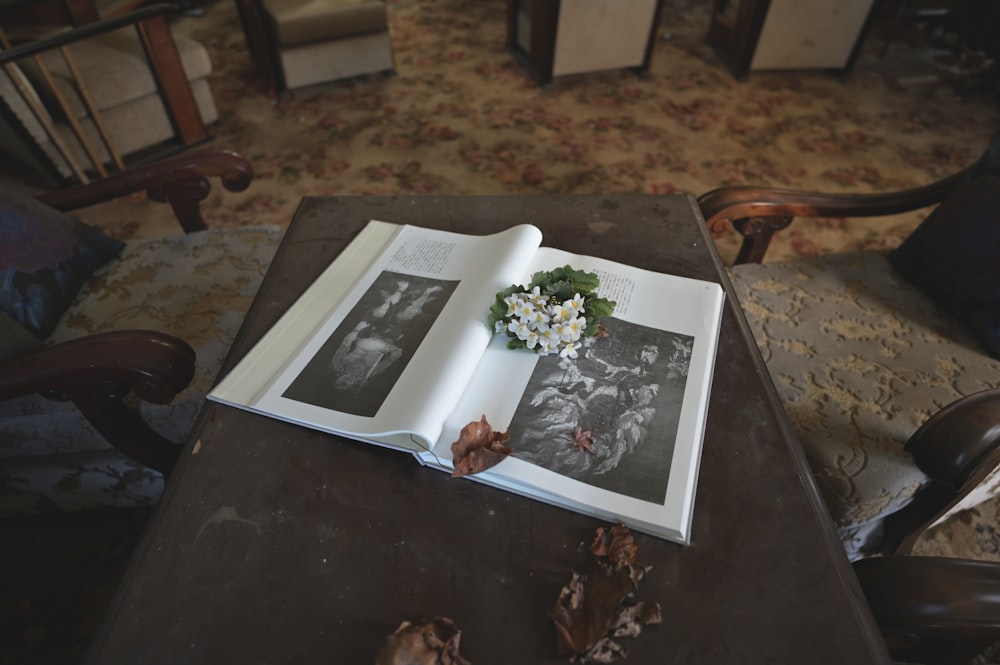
[730,251,1000,559]
[264,0,388,45]
[0,226,282,514]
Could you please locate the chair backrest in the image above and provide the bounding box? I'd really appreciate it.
[0,3,210,185]
[0,55,70,179]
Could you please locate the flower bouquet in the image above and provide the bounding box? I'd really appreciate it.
[487,265,616,358]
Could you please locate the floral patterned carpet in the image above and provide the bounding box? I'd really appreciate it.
[5,0,1000,663]
[78,0,999,269]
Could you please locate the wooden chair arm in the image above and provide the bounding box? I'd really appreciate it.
[0,330,195,474]
[697,168,969,264]
[906,389,1000,491]
[875,389,1000,556]
[0,330,195,404]
[854,556,1000,664]
[37,150,255,233]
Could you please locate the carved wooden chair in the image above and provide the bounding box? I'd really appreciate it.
[0,150,282,514]
[700,141,1000,662]
[698,137,1000,560]
[0,1,215,185]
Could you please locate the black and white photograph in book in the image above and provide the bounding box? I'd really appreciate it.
[282,271,459,417]
[508,319,694,504]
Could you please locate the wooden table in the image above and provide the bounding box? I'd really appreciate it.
[85,195,891,664]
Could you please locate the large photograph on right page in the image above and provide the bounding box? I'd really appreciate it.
[508,318,693,504]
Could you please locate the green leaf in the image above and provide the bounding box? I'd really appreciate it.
[563,265,600,293]
[527,265,603,298]
[544,279,574,301]
[585,294,616,320]
[506,337,526,351]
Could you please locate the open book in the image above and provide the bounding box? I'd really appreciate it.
[209,221,725,544]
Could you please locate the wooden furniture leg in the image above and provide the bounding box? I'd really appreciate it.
[234,0,284,93]
[136,13,207,146]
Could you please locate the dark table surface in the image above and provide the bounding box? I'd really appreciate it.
[86,195,890,664]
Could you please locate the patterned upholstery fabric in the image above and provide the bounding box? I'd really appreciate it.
[729,251,1000,560]
[0,226,282,515]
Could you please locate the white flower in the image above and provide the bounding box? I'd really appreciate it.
[492,271,612,361]
[536,328,560,355]
[528,308,551,329]
[514,298,536,321]
[552,295,583,322]
[558,316,586,341]
[508,319,531,340]
[560,341,580,359]
[504,293,525,317]
[549,301,573,322]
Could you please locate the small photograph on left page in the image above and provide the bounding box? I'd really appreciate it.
[282,270,460,417]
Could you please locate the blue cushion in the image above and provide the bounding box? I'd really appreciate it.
[0,190,123,339]
[889,140,1000,359]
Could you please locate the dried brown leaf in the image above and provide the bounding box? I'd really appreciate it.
[451,415,512,477]
[591,523,639,569]
[550,524,661,663]
[550,565,638,657]
[375,617,471,665]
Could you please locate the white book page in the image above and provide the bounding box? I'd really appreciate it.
[251,223,544,450]
[427,247,725,542]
